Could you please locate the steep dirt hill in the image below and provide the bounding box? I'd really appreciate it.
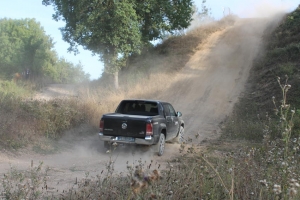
[0,17,283,194]
[159,18,279,143]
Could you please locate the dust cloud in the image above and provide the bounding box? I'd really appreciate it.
[190,0,296,29]
[236,0,297,18]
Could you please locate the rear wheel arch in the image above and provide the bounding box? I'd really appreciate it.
[161,128,166,139]
[172,124,185,144]
[176,122,184,136]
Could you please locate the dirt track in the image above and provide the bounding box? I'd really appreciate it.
[0,18,279,193]
[33,84,78,100]
[159,18,273,142]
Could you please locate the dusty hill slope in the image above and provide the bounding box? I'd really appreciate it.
[222,7,300,140]
[158,17,281,142]
[250,8,300,108]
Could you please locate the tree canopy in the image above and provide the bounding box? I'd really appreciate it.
[44,58,90,83]
[42,0,194,88]
[0,18,89,83]
[0,18,54,78]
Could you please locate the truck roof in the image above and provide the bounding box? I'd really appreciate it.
[120,99,169,104]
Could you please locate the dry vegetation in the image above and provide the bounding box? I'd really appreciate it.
[1,9,300,199]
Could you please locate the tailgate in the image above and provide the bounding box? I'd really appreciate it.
[103,114,149,138]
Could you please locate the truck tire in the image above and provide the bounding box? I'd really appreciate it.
[157,133,165,156]
[171,126,185,144]
[177,126,185,144]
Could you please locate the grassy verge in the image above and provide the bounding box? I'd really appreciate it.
[1,134,300,199]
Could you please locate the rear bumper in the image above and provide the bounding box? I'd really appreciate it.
[98,133,155,145]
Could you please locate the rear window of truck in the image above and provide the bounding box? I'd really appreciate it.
[116,101,159,116]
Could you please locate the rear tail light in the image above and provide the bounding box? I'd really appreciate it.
[146,123,153,136]
[99,120,104,133]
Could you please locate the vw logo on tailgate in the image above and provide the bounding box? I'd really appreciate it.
[121,123,127,129]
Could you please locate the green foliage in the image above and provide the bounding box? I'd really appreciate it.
[135,0,194,42]
[193,0,213,22]
[0,18,90,84]
[278,62,296,76]
[268,6,300,49]
[266,43,300,64]
[100,1,142,74]
[0,18,55,79]
[222,76,299,143]
[0,79,32,97]
[221,98,265,141]
[44,58,90,83]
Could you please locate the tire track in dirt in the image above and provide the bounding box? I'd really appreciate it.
[32,84,78,100]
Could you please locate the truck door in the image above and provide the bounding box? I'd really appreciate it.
[163,103,178,140]
[167,104,180,138]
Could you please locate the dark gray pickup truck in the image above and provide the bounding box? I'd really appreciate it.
[98,100,184,156]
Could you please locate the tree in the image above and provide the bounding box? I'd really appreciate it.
[44,58,90,83]
[134,0,194,42]
[0,18,55,79]
[42,0,194,88]
[43,0,141,88]
[196,0,213,22]
[0,18,89,84]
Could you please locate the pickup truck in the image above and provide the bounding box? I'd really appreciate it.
[98,100,184,156]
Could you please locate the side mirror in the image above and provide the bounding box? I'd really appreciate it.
[177,111,182,117]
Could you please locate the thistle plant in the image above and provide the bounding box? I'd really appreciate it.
[261,75,300,199]
[1,162,47,199]
[272,75,295,159]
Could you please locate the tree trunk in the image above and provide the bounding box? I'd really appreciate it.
[114,71,119,89]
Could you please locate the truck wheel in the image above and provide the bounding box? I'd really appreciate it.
[171,126,185,144]
[177,126,185,144]
[157,133,165,156]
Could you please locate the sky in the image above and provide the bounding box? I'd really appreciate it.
[0,0,299,80]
